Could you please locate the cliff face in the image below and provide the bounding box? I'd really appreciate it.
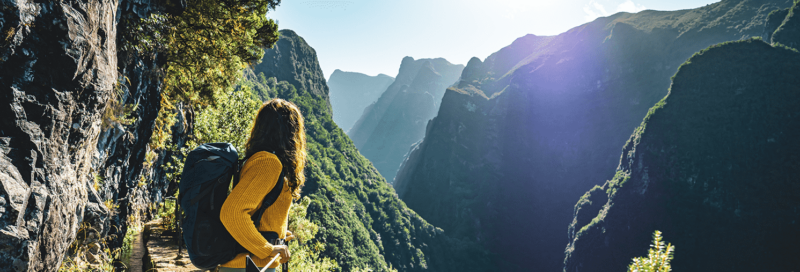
[251,29,481,272]
[253,30,332,113]
[348,57,463,182]
[0,1,188,270]
[565,37,800,271]
[393,0,794,270]
[327,70,394,132]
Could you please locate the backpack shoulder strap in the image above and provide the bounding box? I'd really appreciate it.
[251,169,285,228]
[232,159,246,188]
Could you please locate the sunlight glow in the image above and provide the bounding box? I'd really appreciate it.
[269,0,719,79]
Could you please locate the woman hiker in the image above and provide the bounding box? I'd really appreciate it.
[218,98,307,272]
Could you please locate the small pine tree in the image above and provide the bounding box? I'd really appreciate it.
[628,230,675,272]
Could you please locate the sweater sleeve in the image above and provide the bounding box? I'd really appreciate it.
[220,152,283,259]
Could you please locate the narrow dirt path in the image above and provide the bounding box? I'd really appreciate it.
[140,219,203,271]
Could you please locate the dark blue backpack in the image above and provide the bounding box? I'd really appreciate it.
[179,143,284,270]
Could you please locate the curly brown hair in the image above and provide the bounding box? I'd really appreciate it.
[244,98,307,199]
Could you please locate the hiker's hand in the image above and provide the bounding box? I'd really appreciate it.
[285,230,295,242]
[272,245,291,263]
[271,245,290,260]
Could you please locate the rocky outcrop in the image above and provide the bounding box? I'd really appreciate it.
[327,69,394,132]
[564,38,800,272]
[253,30,332,113]
[0,1,188,270]
[393,0,794,270]
[348,57,463,182]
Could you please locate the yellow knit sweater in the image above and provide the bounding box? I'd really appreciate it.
[220,151,292,268]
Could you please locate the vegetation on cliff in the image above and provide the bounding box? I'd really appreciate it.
[772,0,800,46]
[393,1,795,271]
[565,36,800,271]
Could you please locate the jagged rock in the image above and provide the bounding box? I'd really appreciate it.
[253,30,332,111]
[0,0,118,270]
[564,38,800,272]
[0,0,189,271]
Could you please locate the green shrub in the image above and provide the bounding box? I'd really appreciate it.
[628,230,675,272]
[281,196,340,271]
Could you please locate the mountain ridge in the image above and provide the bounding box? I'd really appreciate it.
[394,0,794,270]
[565,36,800,271]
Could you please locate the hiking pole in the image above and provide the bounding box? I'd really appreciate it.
[261,253,281,272]
[282,240,290,272]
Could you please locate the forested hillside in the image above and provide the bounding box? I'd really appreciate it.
[240,29,483,272]
[565,34,800,271]
[392,0,795,271]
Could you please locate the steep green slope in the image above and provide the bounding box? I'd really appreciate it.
[565,37,800,271]
[327,70,395,132]
[243,30,481,272]
[393,0,794,271]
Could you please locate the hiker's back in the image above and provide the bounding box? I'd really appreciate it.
[219,151,291,268]
[179,143,241,270]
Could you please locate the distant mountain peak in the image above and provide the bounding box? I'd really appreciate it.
[409,61,443,90]
[402,56,415,65]
[348,56,464,183]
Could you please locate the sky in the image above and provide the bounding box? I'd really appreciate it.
[268,0,720,80]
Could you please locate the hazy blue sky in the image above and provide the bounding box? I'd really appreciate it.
[269,0,719,80]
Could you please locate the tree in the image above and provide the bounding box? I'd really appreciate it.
[125,0,281,150]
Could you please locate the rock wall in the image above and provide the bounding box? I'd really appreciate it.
[0,0,187,270]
